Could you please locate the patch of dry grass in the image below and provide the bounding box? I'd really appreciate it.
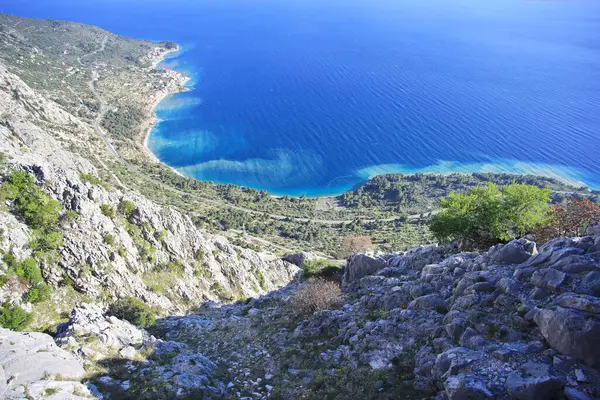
[290,279,342,315]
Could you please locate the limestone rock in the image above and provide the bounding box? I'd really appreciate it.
[530,268,566,291]
[444,373,493,400]
[55,303,145,353]
[490,239,536,265]
[0,328,91,399]
[283,252,317,267]
[534,307,600,368]
[505,362,564,400]
[342,253,386,285]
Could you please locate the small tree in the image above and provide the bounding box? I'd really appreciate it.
[15,257,44,286]
[341,236,373,258]
[429,182,551,248]
[100,204,115,218]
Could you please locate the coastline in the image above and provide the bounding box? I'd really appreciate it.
[136,49,597,199]
[140,44,190,171]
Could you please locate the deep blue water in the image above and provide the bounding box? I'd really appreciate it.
[5,0,600,196]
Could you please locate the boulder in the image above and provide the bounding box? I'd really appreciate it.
[283,252,317,267]
[434,347,484,378]
[490,240,535,265]
[342,253,386,286]
[534,307,600,368]
[582,271,600,296]
[408,294,446,310]
[564,387,594,400]
[554,293,600,315]
[505,362,564,400]
[0,328,91,399]
[530,268,566,291]
[445,373,493,400]
[55,303,145,352]
[386,244,457,270]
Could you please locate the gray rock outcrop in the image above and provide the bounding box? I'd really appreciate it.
[283,252,317,267]
[342,253,386,285]
[0,328,93,399]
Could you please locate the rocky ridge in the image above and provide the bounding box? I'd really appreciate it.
[15,235,594,399]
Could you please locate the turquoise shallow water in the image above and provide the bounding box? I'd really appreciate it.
[7,0,600,196]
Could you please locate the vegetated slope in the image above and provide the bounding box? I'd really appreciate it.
[0,12,436,256]
[0,63,298,330]
[341,173,599,215]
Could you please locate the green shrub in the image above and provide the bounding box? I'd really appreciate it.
[0,274,8,287]
[80,173,102,186]
[16,189,61,229]
[100,204,115,218]
[103,233,116,245]
[29,230,63,252]
[1,170,61,231]
[109,297,156,328]
[24,283,52,303]
[118,200,136,218]
[155,230,167,242]
[0,302,32,331]
[63,209,79,222]
[15,257,43,286]
[149,283,163,293]
[1,170,34,199]
[162,260,184,275]
[257,271,266,290]
[2,252,17,268]
[429,183,551,247]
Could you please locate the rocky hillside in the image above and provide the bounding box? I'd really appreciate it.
[0,61,298,325]
[3,233,599,399]
[1,13,599,400]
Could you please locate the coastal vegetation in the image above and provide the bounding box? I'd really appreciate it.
[429,182,552,247]
[341,172,597,215]
[536,198,600,243]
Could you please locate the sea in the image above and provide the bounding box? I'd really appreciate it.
[4,0,600,196]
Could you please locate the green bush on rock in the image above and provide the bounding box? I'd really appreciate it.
[118,200,136,219]
[0,302,32,331]
[302,259,343,281]
[14,257,43,286]
[100,203,115,218]
[429,182,551,248]
[24,283,52,303]
[109,297,156,328]
[1,170,62,231]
